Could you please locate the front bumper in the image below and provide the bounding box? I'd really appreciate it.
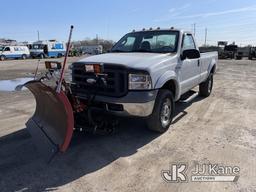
[121,101,155,117]
[76,90,158,117]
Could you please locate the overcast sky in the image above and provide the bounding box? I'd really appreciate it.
[1,0,256,46]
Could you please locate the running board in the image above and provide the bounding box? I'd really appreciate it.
[179,90,199,103]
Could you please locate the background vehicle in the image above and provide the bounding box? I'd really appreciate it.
[68,48,82,57]
[248,47,256,60]
[80,45,103,54]
[22,28,218,158]
[0,46,30,61]
[219,44,238,59]
[30,40,66,58]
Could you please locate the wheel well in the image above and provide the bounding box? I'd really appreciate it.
[161,80,176,97]
[210,65,216,74]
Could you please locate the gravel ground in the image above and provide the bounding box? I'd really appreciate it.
[0,58,256,192]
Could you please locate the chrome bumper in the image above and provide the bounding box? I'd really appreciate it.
[86,90,158,117]
[115,100,155,117]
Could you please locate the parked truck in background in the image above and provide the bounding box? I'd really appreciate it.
[0,45,30,61]
[30,40,66,59]
[248,47,256,60]
[219,44,238,59]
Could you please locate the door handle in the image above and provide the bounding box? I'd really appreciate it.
[197,60,200,67]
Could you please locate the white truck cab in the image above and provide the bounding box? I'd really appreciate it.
[0,46,30,61]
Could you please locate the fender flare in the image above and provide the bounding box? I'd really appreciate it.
[208,58,217,75]
[154,71,180,100]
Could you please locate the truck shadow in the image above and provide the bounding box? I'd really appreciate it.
[173,91,204,124]
[0,94,204,192]
[0,119,158,192]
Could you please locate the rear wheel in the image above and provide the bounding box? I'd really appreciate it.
[146,89,174,133]
[21,54,27,60]
[0,55,5,61]
[199,73,213,97]
[40,54,45,59]
[57,53,62,58]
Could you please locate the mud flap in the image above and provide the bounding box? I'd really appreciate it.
[24,81,74,161]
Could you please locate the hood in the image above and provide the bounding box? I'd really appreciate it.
[78,52,176,70]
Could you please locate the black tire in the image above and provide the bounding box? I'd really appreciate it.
[21,54,27,60]
[57,53,62,58]
[0,55,5,61]
[199,73,213,97]
[40,54,45,59]
[146,89,174,133]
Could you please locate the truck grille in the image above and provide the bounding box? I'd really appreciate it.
[71,63,128,97]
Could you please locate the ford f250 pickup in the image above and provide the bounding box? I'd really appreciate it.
[23,28,218,158]
[70,28,218,132]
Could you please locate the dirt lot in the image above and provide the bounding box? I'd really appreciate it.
[0,58,256,192]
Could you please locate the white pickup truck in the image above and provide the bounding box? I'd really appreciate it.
[22,28,218,157]
[70,28,218,133]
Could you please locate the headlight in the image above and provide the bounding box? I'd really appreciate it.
[129,73,152,90]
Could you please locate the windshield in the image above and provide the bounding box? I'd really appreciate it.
[111,31,179,53]
[31,44,45,49]
[0,47,4,51]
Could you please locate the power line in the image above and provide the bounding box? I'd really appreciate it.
[204,28,207,45]
[37,30,40,41]
[193,23,196,37]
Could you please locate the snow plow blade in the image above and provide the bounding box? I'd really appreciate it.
[24,81,74,161]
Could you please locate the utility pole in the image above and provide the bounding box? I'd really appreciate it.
[96,34,99,45]
[193,23,196,37]
[37,30,40,41]
[204,28,208,46]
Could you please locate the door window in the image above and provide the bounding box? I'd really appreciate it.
[182,35,196,50]
[4,47,10,51]
[118,36,136,51]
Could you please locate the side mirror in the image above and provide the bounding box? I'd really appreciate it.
[180,49,200,60]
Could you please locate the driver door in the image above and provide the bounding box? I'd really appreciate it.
[179,34,200,94]
[3,46,11,57]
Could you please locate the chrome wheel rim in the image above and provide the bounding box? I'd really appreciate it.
[160,98,172,127]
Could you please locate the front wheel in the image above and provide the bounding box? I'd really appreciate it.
[0,55,5,61]
[199,73,213,97]
[146,89,174,133]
